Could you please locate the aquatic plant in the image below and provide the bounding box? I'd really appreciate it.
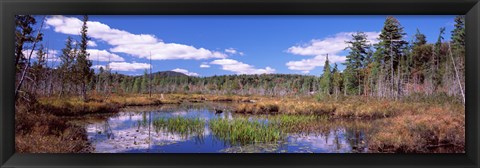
[209,118,282,145]
[152,116,205,138]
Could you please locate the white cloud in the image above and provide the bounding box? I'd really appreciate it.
[225,48,237,54]
[22,49,60,62]
[225,48,244,56]
[287,32,380,56]
[46,15,227,61]
[109,43,226,60]
[286,31,380,72]
[210,59,275,75]
[93,62,151,72]
[171,68,200,77]
[200,63,210,68]
[87,49,124,62]
[87,40,97,47]
[286,54,346,72]
[46,15,158,45]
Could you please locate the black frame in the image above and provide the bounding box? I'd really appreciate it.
[1,0,479,167]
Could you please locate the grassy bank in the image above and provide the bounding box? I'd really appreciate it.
[15,102,92,153]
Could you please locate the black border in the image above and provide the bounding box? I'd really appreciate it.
[1,0,479,168]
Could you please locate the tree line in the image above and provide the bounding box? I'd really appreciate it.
[319,16,465,103]
[15,15,93,102]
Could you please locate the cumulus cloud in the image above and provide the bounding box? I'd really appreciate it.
[287,32,380,56]
[210,59,275,75]
[171,68,200,77]
[286,31,380,72]
[286,54,346,72]
[200,62,210,68]
[109,43,226,60]
[87,49,124,62]
[225,48,244,56]
[93,62,151,72]
[46,15,226,60]
[87,40,97,47]
[22,49,60,62]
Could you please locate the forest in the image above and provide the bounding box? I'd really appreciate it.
[15,15,465,153]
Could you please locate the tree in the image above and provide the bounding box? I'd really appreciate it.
[375,16,408,98]
[410,29,432,92]
[449,15,466,103]
[15,15,39,70]
[15,15,45,100]
[319,54,332,95]
[58,36,75,97]
[141,69,149,93]
[332,63,343,99]
[75,15,94,101]
[31,45,47,94]
[344,32,370,95]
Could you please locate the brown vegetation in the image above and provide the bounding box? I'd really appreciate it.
[15,102,92,153]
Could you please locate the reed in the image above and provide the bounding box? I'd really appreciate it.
[152,116,205,137]
[209,118,282,145]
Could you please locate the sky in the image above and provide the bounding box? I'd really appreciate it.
[32,15,457,77]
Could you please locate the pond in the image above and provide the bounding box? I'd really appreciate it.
[85,103,373,153]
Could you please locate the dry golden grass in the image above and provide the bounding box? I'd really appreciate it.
[368,104,465,153]
[334,101,398,119]
[38,97,119,116]
[15,103,92,153]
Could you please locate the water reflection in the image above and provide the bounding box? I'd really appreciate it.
[85,103,372,153]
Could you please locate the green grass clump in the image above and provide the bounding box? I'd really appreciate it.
[152,116,205,137]
[209,118,282,145]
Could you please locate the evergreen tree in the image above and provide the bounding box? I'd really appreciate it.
[319,55,332,95]
[141,69,149,93]
[76,15,94,101]
[15,15,40,70]
[344,32,370,95]
[58,36,75,96]
[332,63,343,99]
[376,16,408,98]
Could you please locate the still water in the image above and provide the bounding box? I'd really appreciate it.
[85,103,371,153]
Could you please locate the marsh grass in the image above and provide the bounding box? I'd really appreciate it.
[368,104,465,153]
[334,101,398,119]
[152,116,205,138]
[15,102,92,153]
[209,118,282,145]
[39,97,119,116]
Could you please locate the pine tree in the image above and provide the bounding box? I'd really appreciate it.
[76,15,94,101]
[141,69,149,93]
[15,15,39,70]
[332,63,343,99]
[31,44,46,94]
[376,16,408,98]
[58,36,75,97]
[344,32,370,95]
[450,15,466,102]
[319,54,332,95]
[133,77,142,93]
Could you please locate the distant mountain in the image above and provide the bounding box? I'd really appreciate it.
[139,70,188,77]
[155,71,188,77]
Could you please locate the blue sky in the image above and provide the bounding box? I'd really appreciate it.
[35,15,456,77]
